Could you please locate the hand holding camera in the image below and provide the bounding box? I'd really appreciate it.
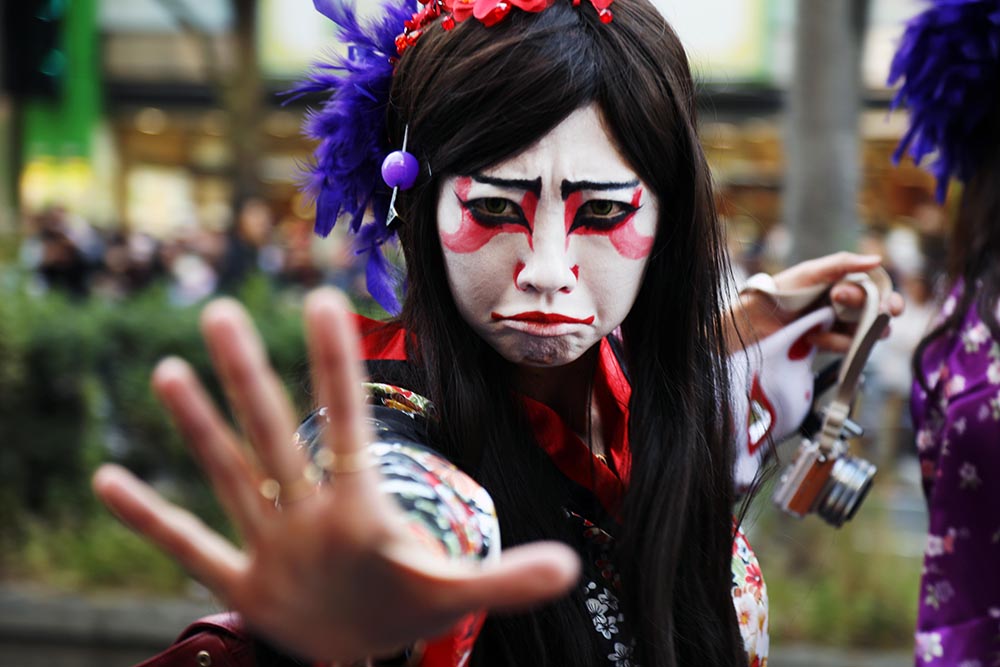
[763,268,894,526]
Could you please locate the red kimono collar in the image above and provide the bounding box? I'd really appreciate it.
[356,316,632,515]
[520,337,631,517]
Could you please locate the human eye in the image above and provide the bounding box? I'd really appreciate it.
[569,199,639,233]
[459,196,529,229]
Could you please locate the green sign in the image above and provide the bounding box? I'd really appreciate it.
[23,0,100,160]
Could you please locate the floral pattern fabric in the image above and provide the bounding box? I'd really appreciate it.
[911,287,1000,666]
[733,530,769,667]
[571,512,768,667]
[296,383,499,565]
[295,385,497,667]
[570,511,636,666]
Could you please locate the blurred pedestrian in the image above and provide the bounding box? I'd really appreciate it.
[218,196,282,293]
[20,206,91,299]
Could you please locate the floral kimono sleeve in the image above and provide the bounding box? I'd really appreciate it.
[295,383,500,667]
[732,529,769,667]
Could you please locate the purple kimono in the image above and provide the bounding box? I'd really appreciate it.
[911,287,1000,666]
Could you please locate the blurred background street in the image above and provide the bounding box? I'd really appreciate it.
[0,582,916,666]
[0,0,947,664]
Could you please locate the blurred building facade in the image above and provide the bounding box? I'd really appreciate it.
[0,0,945,284]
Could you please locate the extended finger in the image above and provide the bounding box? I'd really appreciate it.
[382,540,581,616]
[201,299,306,490]
[304,290,373,467]
[777,252,882,289]
[152,357,262,538]
[93,464,247,599]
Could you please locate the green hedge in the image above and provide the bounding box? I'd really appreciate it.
[0,273,313,571]
[744,480,922,650]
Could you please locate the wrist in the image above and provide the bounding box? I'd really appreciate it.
[739,272,779,298]
[726,277,780,352]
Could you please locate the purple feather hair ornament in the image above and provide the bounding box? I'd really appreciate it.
[286,0,412,315]
[888,0,1000,202]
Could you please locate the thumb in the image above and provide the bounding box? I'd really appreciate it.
[381,540,581,615]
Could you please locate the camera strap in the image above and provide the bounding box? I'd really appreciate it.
[816,268,893,453]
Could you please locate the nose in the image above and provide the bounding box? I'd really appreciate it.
[515,223,577,294]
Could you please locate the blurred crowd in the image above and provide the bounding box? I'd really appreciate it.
[16,199,367,306]
[15,195,949,476]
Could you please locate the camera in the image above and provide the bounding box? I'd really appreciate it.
[766,267,891,527]
[772,433,876,527]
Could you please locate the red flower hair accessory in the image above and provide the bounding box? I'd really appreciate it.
[396,0,613,55]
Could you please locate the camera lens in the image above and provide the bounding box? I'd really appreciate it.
[816,456,877,527]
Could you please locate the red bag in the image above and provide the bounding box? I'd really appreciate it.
[131,610,479,667]
[134,612,256,667]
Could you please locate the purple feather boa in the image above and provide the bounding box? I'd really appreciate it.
[888,0,1000,202]
[288,0,412,315]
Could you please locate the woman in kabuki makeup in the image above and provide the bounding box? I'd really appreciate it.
[91,0,902,665]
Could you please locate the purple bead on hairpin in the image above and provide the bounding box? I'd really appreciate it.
[381,150,418,189]
[382,125,417,227]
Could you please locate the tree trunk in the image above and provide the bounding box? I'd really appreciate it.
[783,0,869,264]
[226,0,261,202]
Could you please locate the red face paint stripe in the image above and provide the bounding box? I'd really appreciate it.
[563,187,654,260]
[564,191,583,251]
[521,191,538,250]
[513,260,526,290]
[608,187,654,260]
[440,176,534,254]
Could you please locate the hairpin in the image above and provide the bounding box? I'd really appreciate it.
[381,125,418,227]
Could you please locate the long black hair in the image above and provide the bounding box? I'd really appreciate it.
[385,1,744,665]
[913,107,1000,390]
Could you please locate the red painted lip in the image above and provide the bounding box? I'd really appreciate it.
[491,311,595,325]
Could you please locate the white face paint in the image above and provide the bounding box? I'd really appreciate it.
[436,104,659,368]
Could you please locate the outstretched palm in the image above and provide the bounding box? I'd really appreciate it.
[93,289,579,662]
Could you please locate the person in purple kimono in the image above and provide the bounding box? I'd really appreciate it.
[889,0,1000,664]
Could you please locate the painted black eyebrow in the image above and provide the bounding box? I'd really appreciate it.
[561,179,640,200]
[470,174,542,197]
